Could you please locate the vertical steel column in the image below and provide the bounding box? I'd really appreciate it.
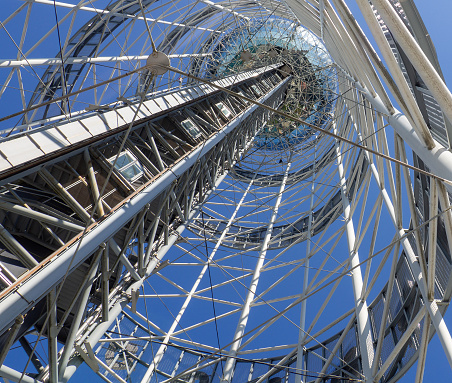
[352,0,435,149]
[47,289,58,383]
[370,0,452,138]
[354,83,452,193]
[295,146,317,383]
[221,157,292,383]
[101,245,109,322]
[347,104,452,374]
[84,149,104,217]
[333,123,374,381]
[140,175,256,383]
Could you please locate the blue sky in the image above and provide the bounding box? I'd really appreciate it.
[2,0,452,382]
[415,0,452,86]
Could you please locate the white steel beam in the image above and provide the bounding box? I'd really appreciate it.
[427,179,438,301]
[0,53,211,68]
[319,0,325,41]
[221,157,292,383]
[47,290,58,383]
[415,314,431,383]
[0,365,42,383]
[0,223,38,269]
[0,200,84,231]
[140,173,255,383]
[27,0,220,33]
[351,0,435,149]
[370,0,452,139]
[356,84,452,193]
[296,147,317,383]
[0,315,23,367]
[348,105,452,374]
[333,122,374,380]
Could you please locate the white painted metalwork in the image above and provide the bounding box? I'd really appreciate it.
[1,2,452,383]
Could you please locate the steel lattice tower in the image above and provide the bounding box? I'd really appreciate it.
[1,1,452,383]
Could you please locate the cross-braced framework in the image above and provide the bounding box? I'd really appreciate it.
[1,1,452,383]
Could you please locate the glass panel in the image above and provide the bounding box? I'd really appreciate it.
[215,102,232,118]
[181,118,202,139]
[114,152,132,169]
[109,151,144,181]
[122,163,143,180]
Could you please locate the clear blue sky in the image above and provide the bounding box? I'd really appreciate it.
[414,0,452,86]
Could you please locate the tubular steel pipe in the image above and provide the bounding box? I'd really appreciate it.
[355,83,452,193]
[221,158,292,383]
[370,0,452,138]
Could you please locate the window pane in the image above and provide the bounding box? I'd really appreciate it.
[122,163,143,180]
[181,119,201,139]
[115,153,130,169]
[215,102,232,118]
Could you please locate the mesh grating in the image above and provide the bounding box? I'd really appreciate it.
[370,295,385,337]
[323,337,339,374]
[158,345,183,375]
[287,361,297,383]
[436,246,452,296]
[396,258,415,301]
[401,335,419,368]
[341,325,357,363]
[178,352,201,378]
[379,331,395,370]
[392,314,408,344]
[381,332,397,381]
[306,351,324,379]
[231,361,252,383]
[388,281,402,320]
